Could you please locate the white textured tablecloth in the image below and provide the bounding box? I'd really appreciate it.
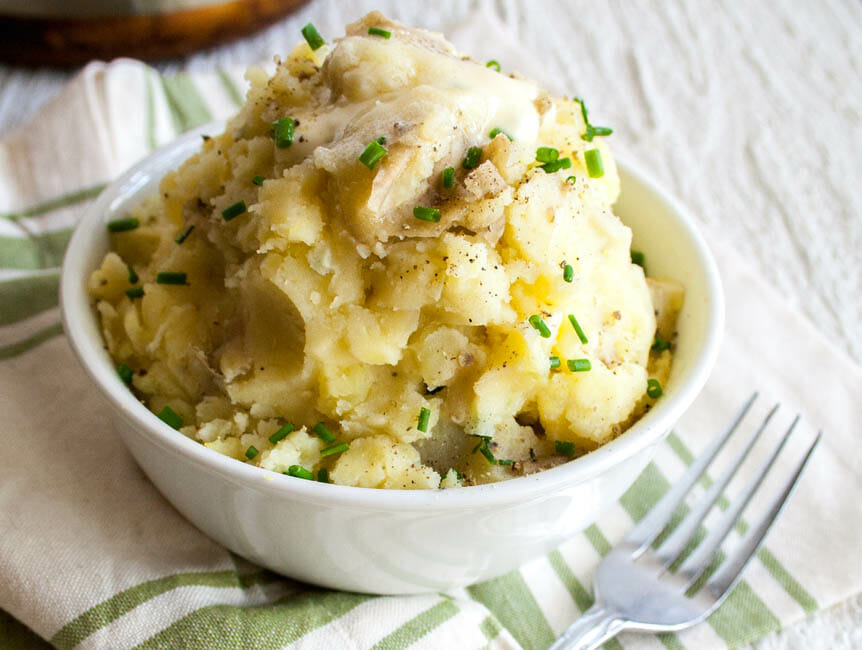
[0,1,860,649]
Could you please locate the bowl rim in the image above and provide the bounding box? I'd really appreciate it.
[60,123,724,511]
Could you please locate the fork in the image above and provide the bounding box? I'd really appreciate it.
[549,393,821,650]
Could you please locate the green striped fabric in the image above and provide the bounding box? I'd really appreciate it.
[0,59,828,650]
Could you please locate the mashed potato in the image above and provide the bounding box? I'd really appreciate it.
[90,12,683,488]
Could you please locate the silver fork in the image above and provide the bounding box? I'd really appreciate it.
[550,393,821,650]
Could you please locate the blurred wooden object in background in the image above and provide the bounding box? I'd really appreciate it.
[0,0,311,66]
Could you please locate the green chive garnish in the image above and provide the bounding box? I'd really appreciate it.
[417,407,431,432]
[301,23,325,50]
[287,465,314,480]
[479,442,496,464]
[117,363,133,385]
[175,225,194,244]
[573,97,613,142]
[497,459,514,466]
[413,206,441,222]
[462,146,483,169]
[585,149,604,178]
[359,139,387,169]
[652,336,670,352]
[368,26,391,38]
[489,127,513,141]
[125,286,144,299]
[252,175,265,186]
[541,158,571,173]
[536,147,559,163]
[486,60,501,71]
[270,117,296,148]
[268,422,294,444]
[442,167,455,188]
[317,468,330,483]
[566,175,577,185]
[563,264,574,283]
[156,272,187,285]
[313,422,336,444]
[647,378,663,399]
[157,405,183,429]
[320,442,349,458]
[555,440,576,456]
[245,445,259,460]
[528,314,551,338]
[127,265,139,284]
[107,217,139,233]
[377,136,386,145]
[568,314,588,344]
[592,126,613,137]
[549,356,561,369]
[631,250,646,268]
[221,200,246,221]
[567,358,591,372]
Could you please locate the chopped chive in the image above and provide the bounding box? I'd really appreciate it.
[320,442,350,458]
[125,286,144,299]
[567,358,591,372]
[566,175,577,185]
[647,378,663,399]
[573,97,614,142]
[479,443,496,464]
[442,166,455,189]
[555,440,576,456]
[268,422,294,444]
[221,200,246,221]
[359,139,387,169]
[117,363,133,385]
[317,468,329,483]
[156,272,187,285]
[252,175,265,186]
[301,23,325,50]
[631,250,646,268]
[652,336,670,352]
[585,149,604,178]
[497,459,514,466]
[175,225,194,244]
[540,157,572,173]
[127,265,139,284]
[563,264,574,283]
[568,314,588,343]
[528,314,552,338]
[368,26,391,38]
[107,217,139,233]
[286,464,314,480]
[462,146,483,169]
[489,127,513,141]
[270,117,296,148]
[376,136,386,145]
[245,445,259,460]
[592,126,613,137]
[157,405,183,429]
[536,147,559,163]
[413,206,441,222]
[486,59,501,71]
[549,356,561,370]
[417,407,431,432]
[312,422,336,444]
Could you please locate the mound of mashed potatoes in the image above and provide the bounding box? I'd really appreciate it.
[90,12,683,489]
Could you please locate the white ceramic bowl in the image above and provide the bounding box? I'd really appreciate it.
[61,124,723,595]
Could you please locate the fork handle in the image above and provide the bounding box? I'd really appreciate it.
[547,602,626,650]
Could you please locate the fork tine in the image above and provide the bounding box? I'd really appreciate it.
[626,392,759,556]
[703,431,821,601]
[676,415,800,588]
[652,403,780,570]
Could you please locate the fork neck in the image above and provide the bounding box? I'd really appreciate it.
[547,602,626,650]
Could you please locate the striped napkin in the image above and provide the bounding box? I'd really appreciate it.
[1,13,861,650]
